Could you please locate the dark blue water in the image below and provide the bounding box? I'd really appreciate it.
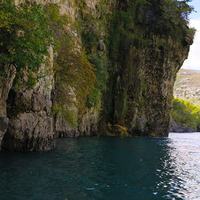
[0,133,200,200]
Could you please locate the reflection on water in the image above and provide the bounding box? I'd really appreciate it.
[160,133,200,199]
[0,133,200,200]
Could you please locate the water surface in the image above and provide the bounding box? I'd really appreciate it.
[0,133,200,200]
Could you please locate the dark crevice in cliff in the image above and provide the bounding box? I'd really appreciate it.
[6,89,17,119]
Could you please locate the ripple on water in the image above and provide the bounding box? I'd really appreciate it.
[0,134,200,199]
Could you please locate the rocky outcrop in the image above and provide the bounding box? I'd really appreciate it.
[0,0,103,151]
[54,114,79,138]
[1,112,54,151]
[100,0,192,137]
[78,109,99,136]
[1,47,55,151]
[133,44,189,137]
[102,44,189,137]
[169,116,195,133]
[55,108,99,137]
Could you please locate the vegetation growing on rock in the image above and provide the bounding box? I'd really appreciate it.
[102,0,195,136]
[0,0,53,89]
[0,0,196,151]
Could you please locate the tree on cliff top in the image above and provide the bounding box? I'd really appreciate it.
[0,0,53,89]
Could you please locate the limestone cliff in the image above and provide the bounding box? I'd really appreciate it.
[103,43,189,137]
[99,0,193,137]
[1,46,55,151]
[0,0,194,151]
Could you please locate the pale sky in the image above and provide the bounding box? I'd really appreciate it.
[182,0,200,70]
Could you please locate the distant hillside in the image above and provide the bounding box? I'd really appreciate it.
[172,69,200,132]
[187,69,200,74]
[174,68,200,103]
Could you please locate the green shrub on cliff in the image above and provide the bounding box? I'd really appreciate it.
[171,98,200,130]
[0,1,96,127]
[77,6,111,109]
[86,53,109,108]
[109,0,195,56]
[0,0,53,89]
[44,4,96,126]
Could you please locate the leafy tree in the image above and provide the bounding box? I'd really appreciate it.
[0,0,53,89]
[157,0,195,43]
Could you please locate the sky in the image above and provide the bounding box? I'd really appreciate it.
[182,0,200,70]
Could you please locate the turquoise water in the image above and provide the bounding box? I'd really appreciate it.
[0,133,200,200]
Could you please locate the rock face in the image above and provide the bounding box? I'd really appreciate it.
[55,107,99,138]
[0,65,16,143]
[1,47,55,151]
[0,0,194,151]
[130,46,189,137]
[100,0,192,137]
[78,109,99,136]
[169,116,195,133]
[102,44,189,137]
[2,112,54,151]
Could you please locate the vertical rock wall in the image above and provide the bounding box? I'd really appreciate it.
[101,0,193,137]
[50,0,114,137]
[130,45,189,136]
[0,0,193,151]
[1,0,107,150]
[1,47,55,151]
[102,45,190,137]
